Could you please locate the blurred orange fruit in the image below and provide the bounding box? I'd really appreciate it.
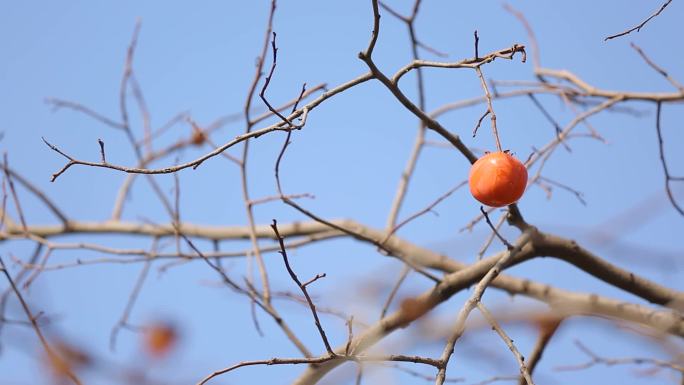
[143,322,177,358]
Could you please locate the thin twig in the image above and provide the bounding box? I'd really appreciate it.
[379,0,433,306]
[383,181,467,244]
[109,238,157,351]
[241,0,278,310]
[477,303,535,385]
[0,243,42,353]
[0,177,8,233]
[381,362,464,383]
[526,94,570,151]
[655,102,684,216]
[503,4,540,69]
[2,167,68,225]
[480,207,514,250]
[556,340,684,373]
[2,154,27,233]
[45,98,125,130]
[129,73,153,154]
[475,67,502,151]
[605,0,673,41]
[345,316,354,356]
[271,219,333,355]
[259,32,296,128]
[470,375,519,385]
[536,177,586,206]
[380,265,410,319]
[472,110,490,138]
[631,42,684,93]
[477,212,507,260]
[274,83,307,196]
[384,0,429,232]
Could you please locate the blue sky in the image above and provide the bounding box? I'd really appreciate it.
[1,1,683,384]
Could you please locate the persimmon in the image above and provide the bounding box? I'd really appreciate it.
[190,129,206,146]
[143,322,177,359]
[469,151,527,207]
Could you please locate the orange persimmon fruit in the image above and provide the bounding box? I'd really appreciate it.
[143,322,178,359]
[190,129,206,146]
[468,151,527,207]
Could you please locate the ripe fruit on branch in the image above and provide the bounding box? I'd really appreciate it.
[468,151,528,207]
[143,322,178,359]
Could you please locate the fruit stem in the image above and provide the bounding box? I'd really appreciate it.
[475,66,503,152]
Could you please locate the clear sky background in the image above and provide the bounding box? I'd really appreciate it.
[1,1,683,384]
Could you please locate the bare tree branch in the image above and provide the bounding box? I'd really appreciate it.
[604,0,674,41]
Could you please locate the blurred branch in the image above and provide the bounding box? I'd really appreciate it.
[3,218,684,309]
[534,68,684,102]
[655,102,684,216]
[109,238,158,351]
[0,257,83,385]
[2,155,28,233]
[518,316,563,385]
[45,98,125,130]
[557,340,684,373]
[631,43,684,93]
